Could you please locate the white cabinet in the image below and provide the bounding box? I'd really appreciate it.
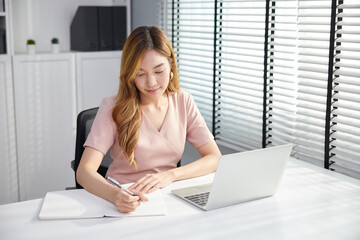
[76,51,121,112]
[11,51,123,201]
[13,53,76,201]
[0,55,18,204]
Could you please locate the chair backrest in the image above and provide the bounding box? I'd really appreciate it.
[73,107,113,188]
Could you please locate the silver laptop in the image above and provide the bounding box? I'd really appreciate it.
[172,144,293,211]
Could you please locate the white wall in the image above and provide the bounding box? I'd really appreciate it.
[131,0,159,30]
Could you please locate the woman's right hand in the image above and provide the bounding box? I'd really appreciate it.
[77,147,148,213]
[112,189,148,213]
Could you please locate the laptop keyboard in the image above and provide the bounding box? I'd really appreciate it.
[184,192,210,207]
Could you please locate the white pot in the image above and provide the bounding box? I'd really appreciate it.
[51,43,60,54]
[27,44,36,54]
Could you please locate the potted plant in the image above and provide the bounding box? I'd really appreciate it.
[26,39,36,54]
[51,38,60,53]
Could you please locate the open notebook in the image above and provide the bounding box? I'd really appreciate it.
[39,186,167,220]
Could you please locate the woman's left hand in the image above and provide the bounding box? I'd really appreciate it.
[129,170,176,194]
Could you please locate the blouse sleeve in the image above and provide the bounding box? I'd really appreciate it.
[84,97,117,155]
[185,92,214,148]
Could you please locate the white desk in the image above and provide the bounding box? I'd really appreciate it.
[1,158,360,240]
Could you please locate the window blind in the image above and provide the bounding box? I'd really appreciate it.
[266,0,298,151]
[166,0,360,179]
[330,0,360,178]
[215,0,266,151]
[167,0,215,130]
[267,0,332,167]
[295,0,332,167]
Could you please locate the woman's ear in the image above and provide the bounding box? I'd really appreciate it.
[170,72,174,80]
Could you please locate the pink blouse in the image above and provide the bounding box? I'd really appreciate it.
[84,91,213,184]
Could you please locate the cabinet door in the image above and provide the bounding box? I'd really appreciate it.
[0,56,18,204]
[13,53,77,201]
[76,51,121,112]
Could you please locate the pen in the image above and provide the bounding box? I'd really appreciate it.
[106,176,143,202]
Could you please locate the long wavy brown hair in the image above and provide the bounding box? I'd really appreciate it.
[112,26,179,169]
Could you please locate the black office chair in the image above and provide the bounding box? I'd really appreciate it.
[71,107,181,189]
[71,107,113,189]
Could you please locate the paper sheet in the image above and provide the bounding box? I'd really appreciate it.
[39,188,167,220]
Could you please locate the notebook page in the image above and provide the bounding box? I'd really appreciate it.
[39,189,107,220]
[104,187,167,217]
[39,188,167,220]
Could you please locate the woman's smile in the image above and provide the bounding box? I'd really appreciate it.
[146,87,160,94]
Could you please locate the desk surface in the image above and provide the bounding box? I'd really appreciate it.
[1,158,360,240]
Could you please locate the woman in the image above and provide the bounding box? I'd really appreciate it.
[76,26,222,213]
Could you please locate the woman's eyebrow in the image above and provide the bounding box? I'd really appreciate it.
[153,63,165,69]
[139,63,165,71]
